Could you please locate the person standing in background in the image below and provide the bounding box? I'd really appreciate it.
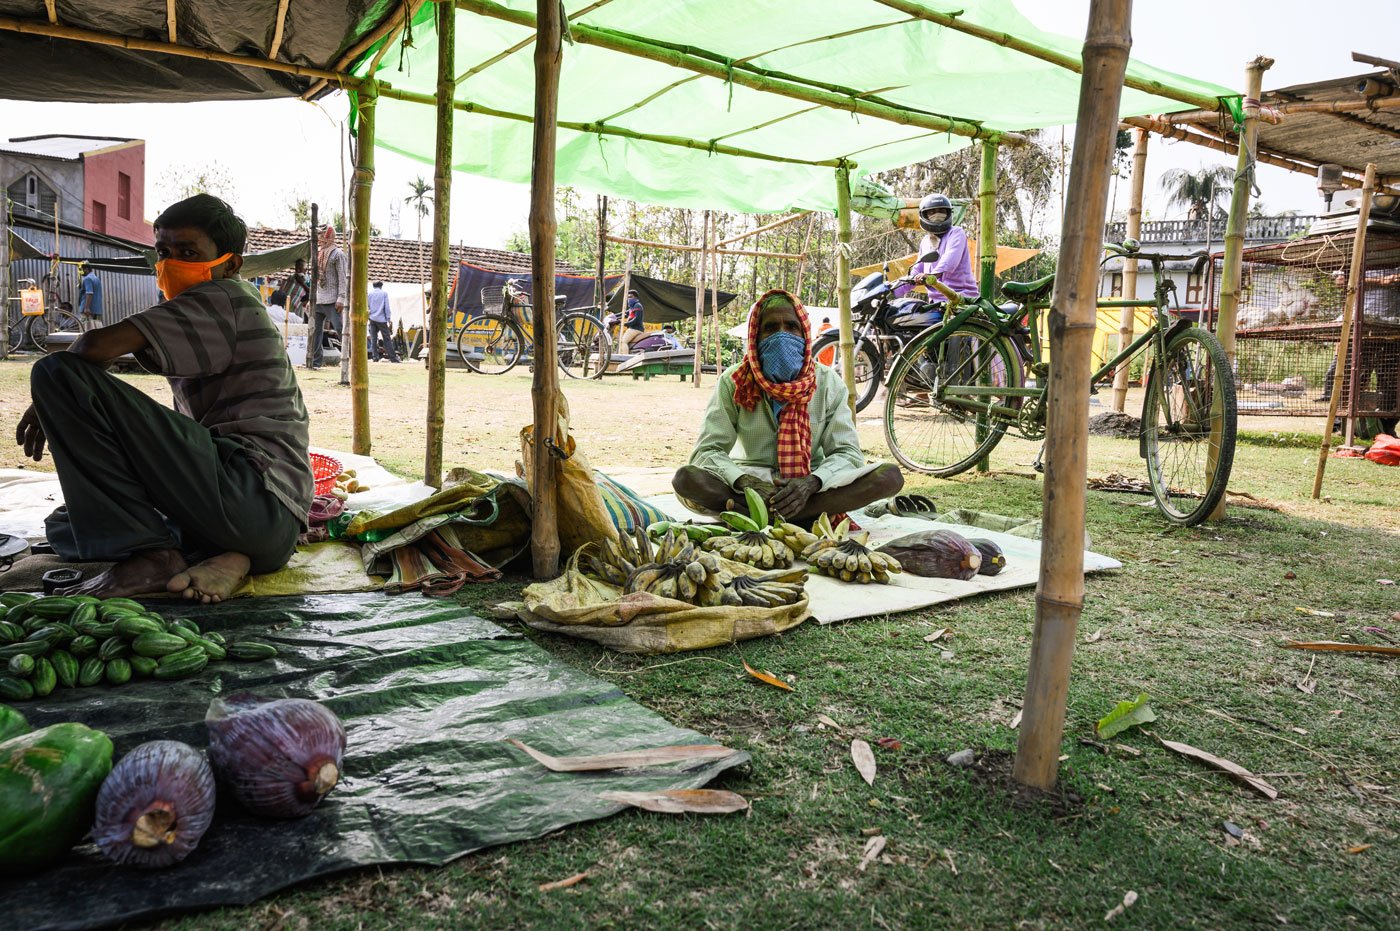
[815,316,835,366]
[77,262,103,329]
[283,257,310,323]
[367,281,400,363]
[308,227,347,369]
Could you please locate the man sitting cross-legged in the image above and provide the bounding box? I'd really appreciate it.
[14,194,313,603]
[673,289,903,524]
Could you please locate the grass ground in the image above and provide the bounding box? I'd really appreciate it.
[2,356,1398,929]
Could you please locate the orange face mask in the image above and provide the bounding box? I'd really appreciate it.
[156,253,232,300]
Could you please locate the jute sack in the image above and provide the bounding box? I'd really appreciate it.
[519,391,620,558]
[517,552,810,655]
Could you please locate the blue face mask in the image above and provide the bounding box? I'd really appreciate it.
[759,330,806,383]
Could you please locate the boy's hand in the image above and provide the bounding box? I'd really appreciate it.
[15,405,46,462]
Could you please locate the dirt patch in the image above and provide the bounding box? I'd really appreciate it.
[963,748,1084,818]
[1088,411,1141,438]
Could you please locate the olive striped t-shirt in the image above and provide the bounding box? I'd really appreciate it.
[128,277,313,523]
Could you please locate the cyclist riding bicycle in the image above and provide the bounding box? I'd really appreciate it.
[890,193,980,329]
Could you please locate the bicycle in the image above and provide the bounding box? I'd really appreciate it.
[881,241,1236,526]
[5,276,83,355]
[455,279,611,379]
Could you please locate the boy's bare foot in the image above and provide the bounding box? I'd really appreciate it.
[59,548,187,598]
[166,552,251,604]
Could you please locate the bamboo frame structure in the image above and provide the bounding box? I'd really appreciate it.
[301,0,428,100]
[976,139,999,473]
[715,211,812,248]
[268,0,291,59]
[528,0,564,579]
[348,82,377,456]
[600,233,803,262]
[1013,0,1132,792]
[1111,127,1148,411]
[834,164,858,416]
[710,240,721,373]
[694,210,709,388]
[1312,163,1377,498]
[423,1,455,489]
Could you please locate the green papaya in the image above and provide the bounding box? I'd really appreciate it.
[0,706,26,743]
[0,723,113,874]
[77,658,104,688]
[30,658,56,698]
[7,655,34,678]
[49,650,78,689]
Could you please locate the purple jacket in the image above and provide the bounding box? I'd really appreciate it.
[893,228,980,300]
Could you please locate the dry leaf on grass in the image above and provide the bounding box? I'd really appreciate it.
[923,627,949,642]
[857,835,886,871]
[1159,738,1279,800]
[1085,628,1104,643]
[851,739,877,786]
[875,737,903,750]
[743,660,794,691]
[1009,709,1023,729]
[1346,844,1373,854]
[1294,607,1336,618]
[508,739,738,772]
[539,871,590,892]
[599,789,749,815]
[1104,890,1138,921]
[1284,640,1400,657]
[817,713,842,731]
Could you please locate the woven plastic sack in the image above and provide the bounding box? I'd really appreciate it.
[519,391,620,558]
[1365,434,1400,467]
[517,553,810,655]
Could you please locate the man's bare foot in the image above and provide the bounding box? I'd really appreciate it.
[166,552,251,604]
[59,548,187,599]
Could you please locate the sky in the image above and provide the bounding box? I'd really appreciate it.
[0,0,1383,249]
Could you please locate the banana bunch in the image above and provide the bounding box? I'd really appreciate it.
[701,486,795,568]
[582,525,655,586]
[647,520,729,544]
[769,520,819,553]
[623,528,725,606]
[801,514,902,584]
[720,567,807,608]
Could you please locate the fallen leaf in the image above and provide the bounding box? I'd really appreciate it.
[1294,607,1336,617]
[1112,743,1142,757]
[539,871,590,892]
[743,660,795,691]
[943,848,959,875]
[860,826,883,836]
[1222,821,1244,839]
[1159,738,1279,800]
[857,835,886,871]
[851,739,877,786]
[1009,709,1023,729]
[1377,579,1395,586]
[1096,692,1157,739]
[875,737,903,750]
[1085,628,1104,643]
[508,739,738,772]
[598,789,749,815]
[1284,641,1400,657]
[484,601,524,620]
[1283,571,1296,580]
[817,713,842,731]
[923,627,949,642]
[1105,890,1138,921]
[1345,844,1373,854]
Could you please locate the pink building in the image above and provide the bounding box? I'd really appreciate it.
[1,135,152,245]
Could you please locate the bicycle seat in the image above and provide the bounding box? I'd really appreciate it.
[1001,275,1055,302]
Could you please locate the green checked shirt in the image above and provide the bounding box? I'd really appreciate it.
[688,363,868,489]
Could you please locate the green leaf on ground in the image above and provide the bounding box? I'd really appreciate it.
[1096,692,1157,739]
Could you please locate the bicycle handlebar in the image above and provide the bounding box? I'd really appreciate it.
[1103,240,1209,264]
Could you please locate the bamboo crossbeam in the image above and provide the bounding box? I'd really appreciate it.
[423,2,455,489]
[875,0,1223,114]
[269,0,291,59]
[1166,94,1400,123]
[302,0,426,99]
[1313,163,1376,499]
[377,84,843,169]
[529,0,564,579]
[454,0,1018,145]
[601,232,804,262]
[0,15,362,86]
[714,211,812,248]
[454,0,616,86]
[1111,127,1148,412]
[349,84,376,457]
[1013,0,1131,793]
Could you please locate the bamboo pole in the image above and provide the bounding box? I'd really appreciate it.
[306,204,318,367]
[454,0,1022,145]
[711,236,721,374]
[529,0,564,579]
[834,164,858,417]
[976,138,999,473]
[874,0,1219,113]
[1111,127,1148,412]
[793,213,818,300]
[301,0,427,99]
[1313,163,1377,499]
[349,82,377,456]
[423,1,455,489]
[694,210,709,388]
[715,211,813,248]
[1013,0,1133,792]
[595,195,608,312]
[1167,94,1400,122]
[600,232,805,261]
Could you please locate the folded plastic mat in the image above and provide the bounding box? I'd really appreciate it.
[2,594,748,931]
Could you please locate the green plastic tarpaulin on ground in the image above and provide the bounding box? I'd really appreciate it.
[355,0,1235,214]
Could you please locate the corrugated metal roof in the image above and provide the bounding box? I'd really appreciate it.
[0,134,140,160]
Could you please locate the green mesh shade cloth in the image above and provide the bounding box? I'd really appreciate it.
[354,0,1234,213]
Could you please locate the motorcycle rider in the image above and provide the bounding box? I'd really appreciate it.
[890,193,980,328]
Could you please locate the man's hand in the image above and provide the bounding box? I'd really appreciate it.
[734,474,777,503]
[336,300,345,311]
[15,405,46,462]
[768,475,821,519]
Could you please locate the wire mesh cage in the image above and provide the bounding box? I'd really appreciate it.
[1206,226,1400,426]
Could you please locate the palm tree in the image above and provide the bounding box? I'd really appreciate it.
[1159,165,1234,222]
[405,177,433,323]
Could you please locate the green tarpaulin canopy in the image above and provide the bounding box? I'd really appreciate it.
[355,0,1235,214]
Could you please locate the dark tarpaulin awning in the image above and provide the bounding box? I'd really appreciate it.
[605,274,738,325]
[0,0,402,102]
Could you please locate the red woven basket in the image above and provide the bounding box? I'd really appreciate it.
[309,452,343,496]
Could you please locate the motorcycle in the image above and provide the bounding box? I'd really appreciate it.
[604,312,674,354]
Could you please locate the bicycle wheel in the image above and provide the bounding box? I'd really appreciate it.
[1141,326,1236,526]
[556,312,611,380]
[457,314,523,374]
[26,311,84,351]
[883,319,1023,476]
[812,332,883,412]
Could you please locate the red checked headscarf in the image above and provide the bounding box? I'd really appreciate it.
[732,289,818,478]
